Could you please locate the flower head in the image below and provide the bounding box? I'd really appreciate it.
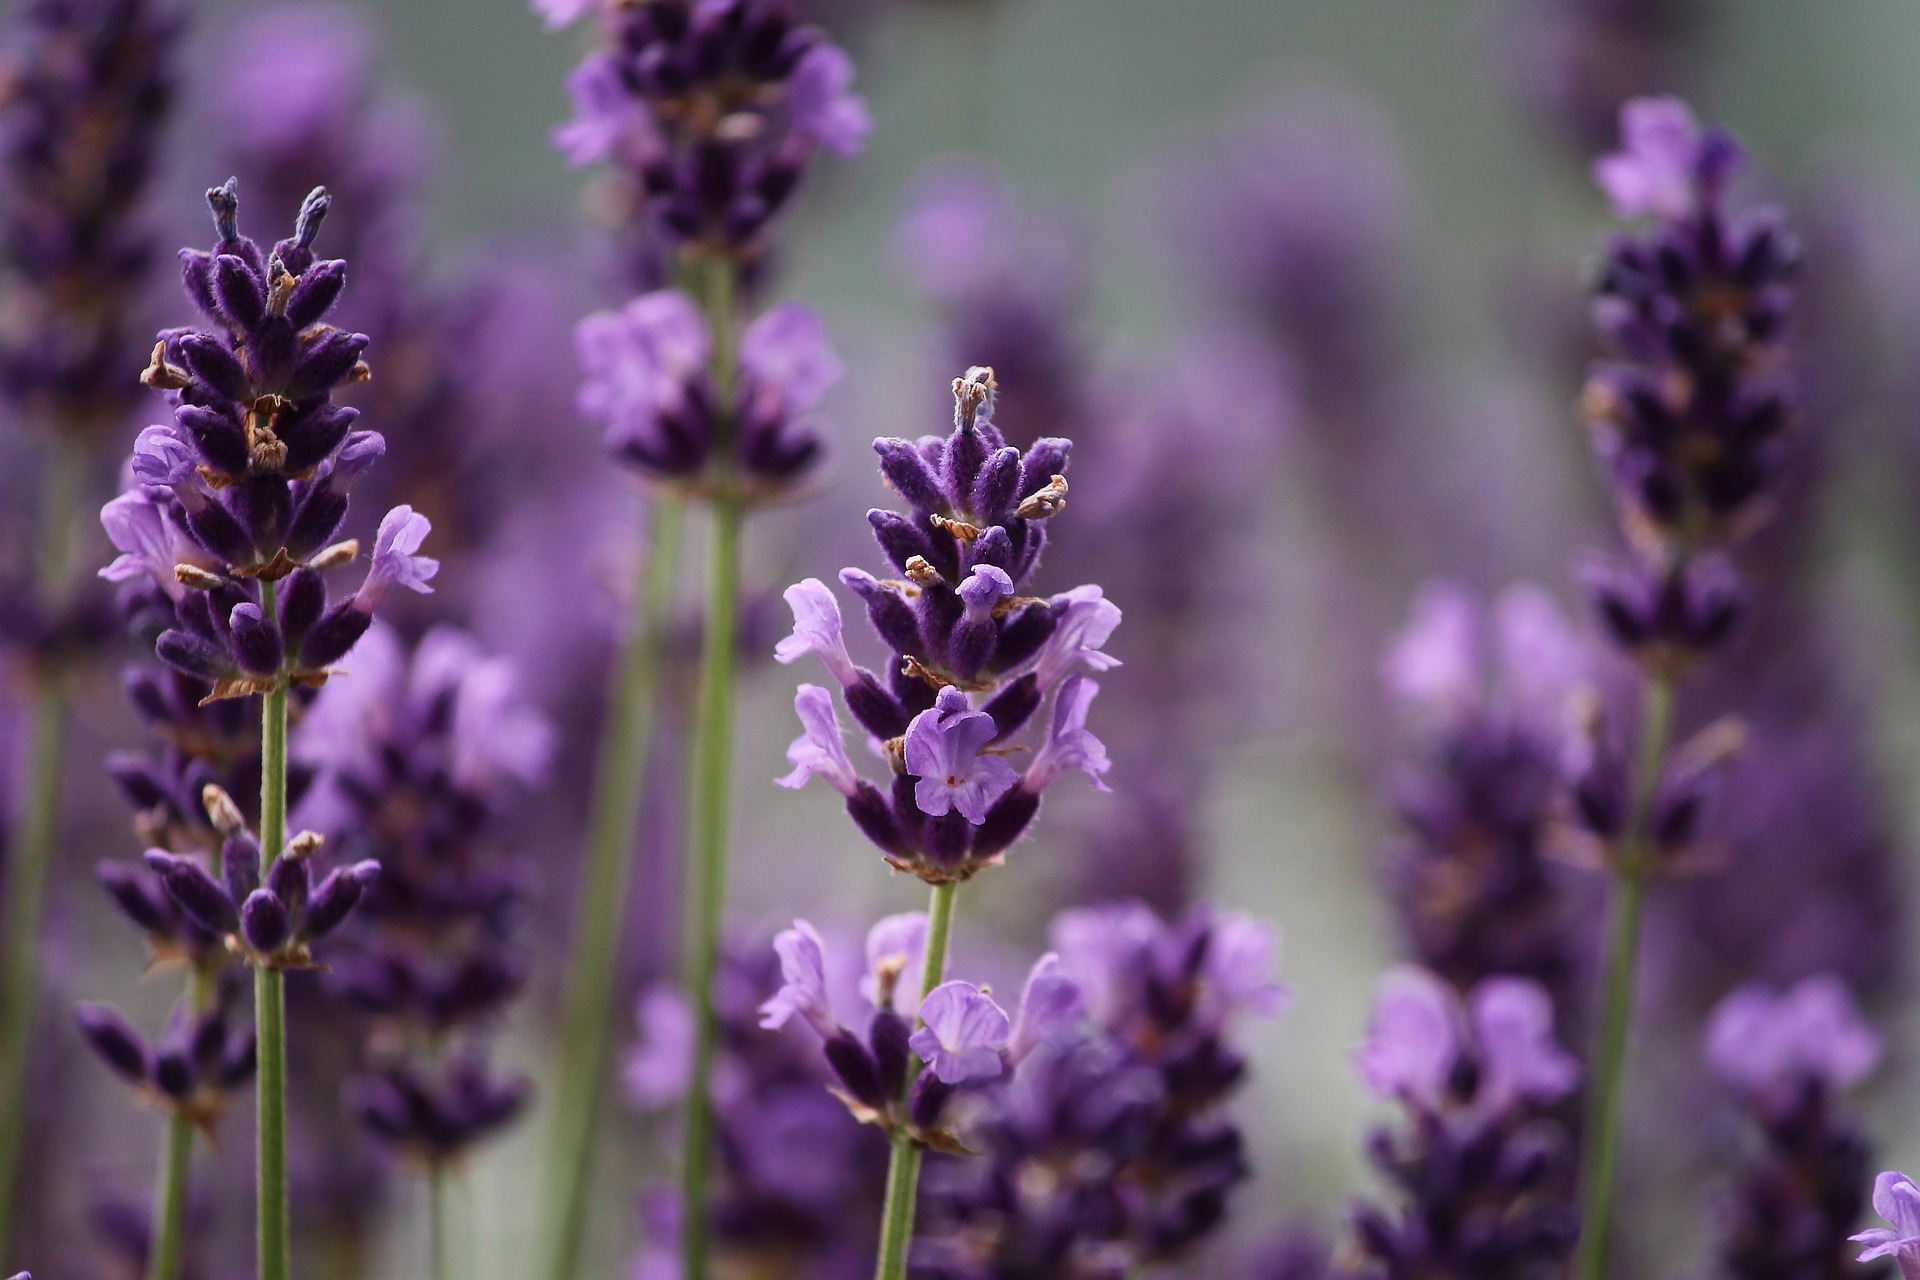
[909,982,1010,1085]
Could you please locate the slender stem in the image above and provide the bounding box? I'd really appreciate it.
[0,435,87,1260]
[871,881,958,1280]
[676,497,740,1280]
[539,500,684,1280]
[255,580,291,1280]
[148,967,217,1280]
[1574,673,1674,1280]
[430,1163,450,1280]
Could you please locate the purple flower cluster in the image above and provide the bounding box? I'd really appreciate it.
[100,181,438,698]
[575,287,841,498]
[74,984,256,1138]
[1703,977,1889,1279]
[1381,583,1592,1008]
[1581,97,1797,669]
[294,623,552,1161]
[0,0,180,440]
[915,902,1288,1276]
[1345,966,1583,1279]
[541,0,868,269]
[775,369,1116,883]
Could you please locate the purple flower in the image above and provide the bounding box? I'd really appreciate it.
[1031,586,1123,690]
[1021,674,1112,794]
[860,912,930,1012]
[958,565,1016,621]
[1704,975,1882,1101]
[775,684,861,798]
[129,424,200,488]
[1354,965,1463,1109]
[354,506,438,611]
[909,982,1010,1085]
[903,688,1020,823]
[760,920,837,1040]
[1468,977,1579,1112]
[574,289,707,445]
[1383,582,1479,714]
[448,647,555,791]
[552,52,657,169]
[1593,96,1715,221]
[98,491,193,601]
[1006,953,1084,1063]
[1853,1172,1920,1279]
[740,303,843,414]
[1200,914,1293,1024]
[774,579,859,686]
[786,44,871,157]
[1384,580,1587,732]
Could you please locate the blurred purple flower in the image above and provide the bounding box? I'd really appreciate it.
[909,982,1010,1085]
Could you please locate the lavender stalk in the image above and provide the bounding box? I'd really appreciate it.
[542,2,871,1270]
[0,0,180,1247]
[872,879,956,1280]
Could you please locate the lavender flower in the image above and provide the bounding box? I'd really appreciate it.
[0,0,181,441]
[541,0,868,268]
[1381,583,1592,1009]
[102,180,436,698]
[575,288,841,497]
[295,622,549,1162]
[1345,966,1582,1279]
[1854,1174,1920,1279]
[916,902,1287,1275]
[1705,977,1888,1280]
[775,368,1117,884]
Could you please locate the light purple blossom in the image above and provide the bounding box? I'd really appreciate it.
[774,579,858,686]
[1383,581,1478,714]
[775,684,861,797]
[1469,977,1580,1111]
[1199,913,1292,1025]
[1704,974,1882,1100]
[1385,580,1586,730]
[785,44,870,157]
[740,303,842,413]
[902,687,1019,823]
[99,490,190,600]
[447,645,555,792]
[1022,674,1112,794]
[531,0,596,30]
[759,920,836,1040]
[860,912,930,1011]
[1048,902,1162,1027]
[575,289,707,446]
[1007,953,1084,1063]
[1030,586,1122,690]
[1355,966,1463,1109]
[1593,95,1713,220]
[909,982,1010,1085]
[354,505,438,611]
[958,565,1015,621]
[552,51,659,168]
[129,424,198,488]
[1852,1171,1920,1279]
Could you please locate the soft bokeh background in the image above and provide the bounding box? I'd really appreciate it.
[37,0,1920,1276]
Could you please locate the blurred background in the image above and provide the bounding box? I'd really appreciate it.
[14,0,1920,1277]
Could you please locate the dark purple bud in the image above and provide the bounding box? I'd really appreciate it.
[823,1029,889,1111]
[843,670,908,740]
[981,673,1041,741]
[285,329,369,399]
[988,603,1055,675]
[222,834,262,903]
[847,781,908,857]
[176,333,250,401]
[156,629,229,681]
[285,484,349,562]
[230,477,291,556]
[74,1004,149,1085]
[105,753,170,812]
[228,603,283,676]
[971,447,1022,521]
[144,850,238,934]
[285,260,346,330]
[278,404,356,475]
[301,860,379,941]
[151,1045,194,1099]
[298,602,371,670]
[874,439,945,511]
[870,1009,912,1098]
[240,889,292,954]
[212,254,265,331]
[177,404,250,476]
[181,498,255,566]
[971,787,1040,858]
[841,568,921,658]
[909,1069,956,1128]
[866,509,937,576]
[97,862,172,936]
[221,1028,257,1087]
[1019,438,1071,497]
[265,855,309,925]
[279,568,325,644]
[923,811,970,869]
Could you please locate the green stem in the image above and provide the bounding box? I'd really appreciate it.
[676,496,740,1280]
[256,580,290,1280]
[1573,673,1674,1280]
[539,500,683,1280]
[148,967,217,1280]
[430,1164,450,1280]
[871,881,958,1280]
[0,435,87,1261]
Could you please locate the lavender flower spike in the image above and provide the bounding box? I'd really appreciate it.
[909,982,1010,1085]
[1854,1173,1920,1278]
